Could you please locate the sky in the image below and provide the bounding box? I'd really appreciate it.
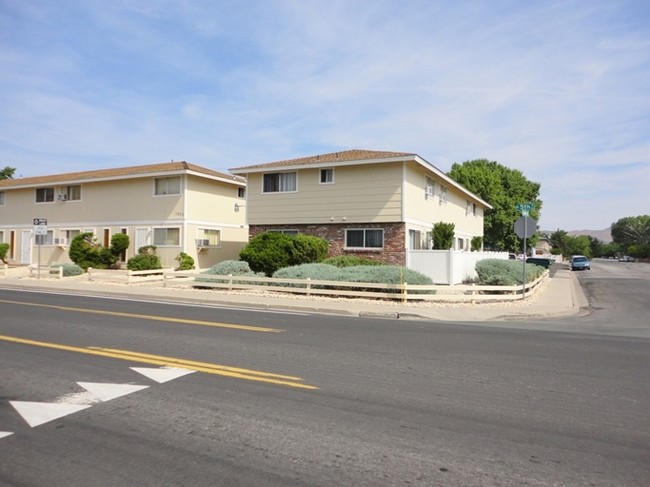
[1,0,649,231]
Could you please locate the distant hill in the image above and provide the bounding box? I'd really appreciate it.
[568,228,612,243]
[541,228,612,243]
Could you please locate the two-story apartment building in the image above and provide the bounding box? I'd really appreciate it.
[230,149,492,267]
[0,162,247,269]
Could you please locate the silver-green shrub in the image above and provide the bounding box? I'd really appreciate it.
[50,262,84,277]
[475,259,545,285]
[194,260,267,286]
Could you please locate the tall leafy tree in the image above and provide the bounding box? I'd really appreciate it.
[611,215,650,248]
[0,166,16,180]
[448,159,542,252]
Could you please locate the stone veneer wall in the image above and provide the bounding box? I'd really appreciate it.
[248,223,407,266]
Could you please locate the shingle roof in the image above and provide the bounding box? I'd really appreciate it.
[229,149,415,172]
[0,161,244,188]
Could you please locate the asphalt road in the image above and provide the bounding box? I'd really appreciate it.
[1,262,649,486]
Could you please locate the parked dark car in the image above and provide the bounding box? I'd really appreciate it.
[618,255,635,262]
[526,257,553,269]
[570,255,591,271]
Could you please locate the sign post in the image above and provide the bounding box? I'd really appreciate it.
[514,204,537,299]
[33,218,47,279]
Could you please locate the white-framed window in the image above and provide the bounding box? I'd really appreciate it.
[61,185,81,201]
[197,228,221,247]
[473,203,478,216]
[345,229,384,249]
[154,177,181,196]
[320,168,334,184]
[439,186,447,205]
[36,187,55,203]
[409,229,422,250]
[263,172,297,193]
[153,227,180,246]
[426,177,434,197]
[237,187,245,198]
[35,230,54,246]
[0,230,4,242]
[466,200,471,216]
[0,191,5,205]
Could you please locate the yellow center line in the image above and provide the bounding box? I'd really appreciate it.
[0,334,317,390]
[0,299,283,333]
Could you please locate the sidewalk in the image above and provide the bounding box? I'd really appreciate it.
[0,265,588,322]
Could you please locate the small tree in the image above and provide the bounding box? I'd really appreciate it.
[470,236,483,252]
[69,232,129,270]
[0,243,9,263]
[431,222,455,250]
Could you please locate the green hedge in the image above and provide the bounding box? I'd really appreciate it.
[321,256,385,267]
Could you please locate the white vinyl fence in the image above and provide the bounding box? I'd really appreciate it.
[407,250,510,285]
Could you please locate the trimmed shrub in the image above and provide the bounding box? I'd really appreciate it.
[272,263,433,293]
[321,256,385,267]
[50,262,84,277]
[471,236,483,252]
[194,260,266,286]
[175,252,195,270]
[475,258,545,285]
[239,232,329,276]
[127,253,162,271]
[110,233,130,257]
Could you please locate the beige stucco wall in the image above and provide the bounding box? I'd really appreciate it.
[402,162,486,250]
[245,163,403,225]
[0,173,247,268]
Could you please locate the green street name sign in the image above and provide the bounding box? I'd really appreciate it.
[515,202,535,216]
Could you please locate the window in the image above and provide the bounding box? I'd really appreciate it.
[197,229,221,246]
[409,229,422,250]
[426,178,434,196]
[0,230,4,242]
[237,187,245,198]
[0,191,4,205]
[153,227,180,246]
[61,185,81,201]
[466,200,471,216]
[473,203,477,216]
[345,229,384,249]
[439,186,447,205]
[35,230,54,246]
[36,187,55,203]
[320,168,334,184]
[154,177,181,195]
[263,172,296,193]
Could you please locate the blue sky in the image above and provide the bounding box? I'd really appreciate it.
[1,0,649,231]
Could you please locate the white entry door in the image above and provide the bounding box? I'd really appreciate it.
[21,230,32,264]
[135,228,149,252]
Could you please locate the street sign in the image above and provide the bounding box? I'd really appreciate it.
[514,216,537,239]
[33,218,48,236]
[515,202,535,216]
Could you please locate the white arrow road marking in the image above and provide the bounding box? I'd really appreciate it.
[10,401,92,428]
[131,366,195,383]
[0,432,14,439]
[77,382,149,402]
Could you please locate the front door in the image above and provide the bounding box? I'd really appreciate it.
[20,230,32,264]
[135,228,149,252]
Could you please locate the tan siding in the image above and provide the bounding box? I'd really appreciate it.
[246,163,403,225]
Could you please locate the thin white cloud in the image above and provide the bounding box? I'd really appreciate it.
[1,0,648,230]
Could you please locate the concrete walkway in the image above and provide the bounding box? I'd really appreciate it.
[0,265,589,322]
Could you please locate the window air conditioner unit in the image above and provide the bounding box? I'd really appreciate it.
[54,238,67,245]
[58,194,68,201]
[195,239,210,246]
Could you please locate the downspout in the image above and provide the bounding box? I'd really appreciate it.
[402,161,408,268]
